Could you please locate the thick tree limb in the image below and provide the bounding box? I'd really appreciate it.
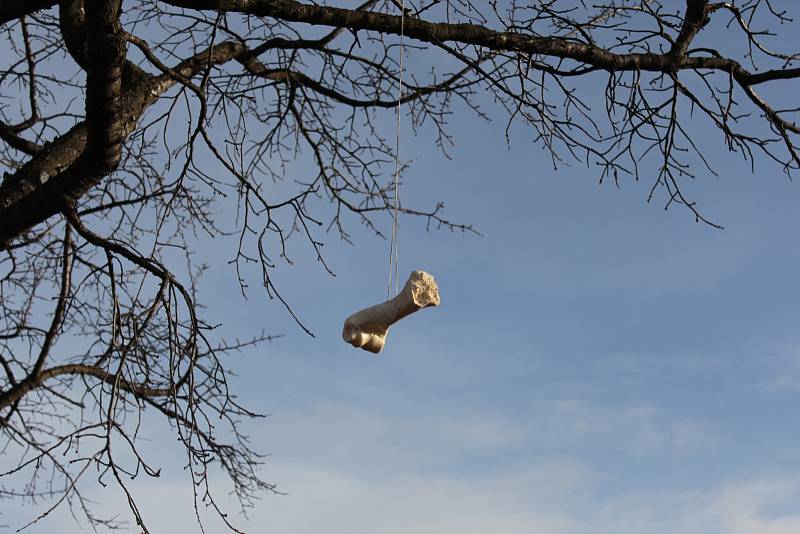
[2,0,798,250]
[0,41,243,246]
[0,1,125,246]
[0,362,173,413]
[671,0,711,58]
[160,0,800,87]
[59,0,89,69]
[83,0,125,175]
[0,31,474,245]
[0,0,56,26]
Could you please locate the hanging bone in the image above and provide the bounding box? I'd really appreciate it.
[342,271,440,354]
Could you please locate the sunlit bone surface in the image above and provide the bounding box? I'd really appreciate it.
[342,271,440,354]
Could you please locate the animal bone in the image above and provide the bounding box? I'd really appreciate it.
[342,270,440,354]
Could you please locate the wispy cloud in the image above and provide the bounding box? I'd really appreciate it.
[55,446,800,534]
[525,398,718,454]
[755,343,800,392]
[8,398,776,534]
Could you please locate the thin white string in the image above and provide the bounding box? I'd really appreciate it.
[387,0,405,300]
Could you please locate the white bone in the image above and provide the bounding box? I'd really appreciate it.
[342,270,440,354]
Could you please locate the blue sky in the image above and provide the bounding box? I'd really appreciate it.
[5,5,800,534]
[16,99,799,533]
